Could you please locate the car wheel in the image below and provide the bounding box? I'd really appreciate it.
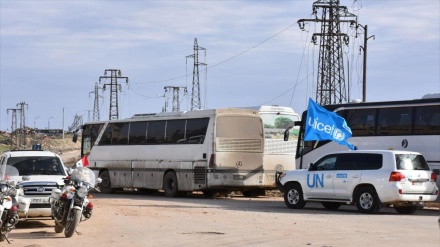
[394,206,417,214]
[283,183,306,209]
[321,202,342,210]
[355,187,380,214]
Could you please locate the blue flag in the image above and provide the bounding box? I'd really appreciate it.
[304,98,355,150]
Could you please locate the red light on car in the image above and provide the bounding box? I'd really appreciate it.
[389,172,406,181]
[431,172,438,182]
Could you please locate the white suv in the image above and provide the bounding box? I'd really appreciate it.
[277,150,438,214]
[0,150,68,219]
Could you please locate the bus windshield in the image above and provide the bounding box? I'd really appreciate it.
[260,113,300,139]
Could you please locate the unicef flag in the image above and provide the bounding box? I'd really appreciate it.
[304,98,355,150]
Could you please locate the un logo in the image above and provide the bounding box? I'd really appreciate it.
[333,129,345,141]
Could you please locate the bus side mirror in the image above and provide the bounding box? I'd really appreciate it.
[284,129,290,141]
[72,133,78,143]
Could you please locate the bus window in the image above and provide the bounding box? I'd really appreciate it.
[115,123,129,145]
[129,121,147,145]
[165,119,186,144]
[344,109,376,136]
[414,106,440,135]
[146,121,165,144]
[186,118,209,144]
[377,107,412,135]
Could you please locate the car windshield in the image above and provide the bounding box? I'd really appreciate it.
[6,156,66,176]
[395,154,430,171]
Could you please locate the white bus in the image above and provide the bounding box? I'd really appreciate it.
[294,96,440,188]
[76,108,295,197]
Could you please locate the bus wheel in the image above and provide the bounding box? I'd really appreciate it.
[163,172,179,197]
[202,190,220,198]
[242,189,265,197]
[99,170,114,194]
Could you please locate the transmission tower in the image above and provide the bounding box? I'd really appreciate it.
[68,114,83,133]
[164,86,188,112]
[16,101,28,146]
[186,38,207,111]
[298,0,357,105]
[89,82,103,122]
[99,69,128,120]
[6,108,20,147]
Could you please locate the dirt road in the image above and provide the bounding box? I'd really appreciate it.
[8,191,440,247]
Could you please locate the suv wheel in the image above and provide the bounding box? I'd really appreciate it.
[394,206,417,214]
[355,187,380,214]
[283,183,306,209]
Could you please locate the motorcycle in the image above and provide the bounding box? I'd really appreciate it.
[0,165,29,244]
[50,165,101,238]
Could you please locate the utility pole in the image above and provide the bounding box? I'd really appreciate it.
[298,0,357,105]
[99,69,128,120]
[186,38,207,111]
[357,24,375,102]
[164,86,188,112]
[90,82,103,122]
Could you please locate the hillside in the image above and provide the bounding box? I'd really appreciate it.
[0,132,81,165]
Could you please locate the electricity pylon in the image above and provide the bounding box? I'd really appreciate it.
[89,82,103,122]
[186,38,207,111]
[164,86,188,112]
[99,69,128,120]
[298,0,357,105]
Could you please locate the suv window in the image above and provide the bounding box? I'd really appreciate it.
[311,155,337,171]
[395,154,430,170]
[336,153,383,170]
[6,156,66,176]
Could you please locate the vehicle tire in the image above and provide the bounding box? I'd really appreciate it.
[138,188,157,195]
[202,190,220,198]
[99,170,113,194]
[321,202,342,210]
[283,183,306,209]
[394,206,417,214]
[55,222,64,233]
[242,189,265,197]
[163,171,179,197]
[355,187,380,214]
[64,208,81,238]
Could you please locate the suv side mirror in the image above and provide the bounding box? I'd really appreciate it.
[308,163,316,171]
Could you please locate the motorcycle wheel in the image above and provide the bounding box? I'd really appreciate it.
[64,208,81,238]
[55,222,64,233]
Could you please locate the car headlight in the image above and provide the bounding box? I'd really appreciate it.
[77,186,88,198]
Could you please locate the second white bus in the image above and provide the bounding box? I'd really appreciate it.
[77,108,296,197]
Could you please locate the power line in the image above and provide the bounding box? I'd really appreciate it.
[131,22,297,85]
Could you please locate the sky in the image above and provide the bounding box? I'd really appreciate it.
[0,0,439,132]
